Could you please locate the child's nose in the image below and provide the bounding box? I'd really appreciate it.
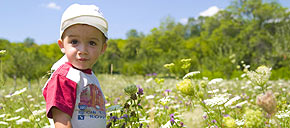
[78,44,88,55]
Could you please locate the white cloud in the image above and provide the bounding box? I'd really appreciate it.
[179,18,188,25]
[199,6,220,17]
[46,2,61,10]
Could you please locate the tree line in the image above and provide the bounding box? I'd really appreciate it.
[0,0,290,87]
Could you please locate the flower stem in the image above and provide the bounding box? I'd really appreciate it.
[20,94,41,128]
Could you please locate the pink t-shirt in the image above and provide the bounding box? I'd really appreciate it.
[43,62,106,127]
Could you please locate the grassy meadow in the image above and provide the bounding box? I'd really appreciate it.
[0,65,290,128]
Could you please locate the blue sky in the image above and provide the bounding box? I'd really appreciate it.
[0,0,289,44]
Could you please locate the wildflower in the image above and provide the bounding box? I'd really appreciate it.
[246,65,271,87]
[164,63,175,69]
[161,120,172,128]
[224,96,241,107]
[155,78,164,84]
[200,80,207,88]
[0,50,6,55]
[256,90,277,116]
[197,91,204,99]
[203,94,230,107]
[11,88,27,96]
[15,107,24,113]
[121,114,128,119]
[124,85,137,96]
[276,110,290,119]
[6,116,20,121]
[235,101,248,108]
[207,89,219,94]
[170,117,175,124]
[159,97,171,106]
[244,109,264,127]
[16,118,30,124]
[208,78,223,85]
[32,109,46,116]
[180,122,184,127]
[146,78,153,83]
[183,71,200,79]
[107,105,122,112]
[0,114,5,118]
[137,87,144,95]
[176,79,194,96]
[223,116,236,127]
[110,116,118,122]
[181,63,191,69]
[165,89,172,93]
[0,121,8,125]
[145,95,154,100]
[235,119,245,126]
[181,58,191,63]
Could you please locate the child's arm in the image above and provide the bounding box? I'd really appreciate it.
[51,107,72,128]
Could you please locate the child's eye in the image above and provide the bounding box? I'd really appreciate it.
[71,40,78,45]
[89,41,96,46]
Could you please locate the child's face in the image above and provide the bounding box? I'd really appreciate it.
[58,24,107,70]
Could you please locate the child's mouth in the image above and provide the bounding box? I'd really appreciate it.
[78,58,88,61]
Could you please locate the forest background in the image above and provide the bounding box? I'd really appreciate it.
[0,0,290,88]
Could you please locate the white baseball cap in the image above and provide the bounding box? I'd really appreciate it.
[60,4,108,39]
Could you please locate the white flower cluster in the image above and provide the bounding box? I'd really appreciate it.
[159,97,171,106]
[32,109,46,116]
[4,88,27,98]
[16,118,30,124]
[204,93,230,107]
[235,119,245,126]
[0,50,6,55]
[183,71,200,79]
[276,110,290,119]
[224,96,241,107]
[246,65,271,86]
[208,78,223,85]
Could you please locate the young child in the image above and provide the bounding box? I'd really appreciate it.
[42,4,108,128]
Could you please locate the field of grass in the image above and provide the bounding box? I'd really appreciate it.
[0,66,289,127]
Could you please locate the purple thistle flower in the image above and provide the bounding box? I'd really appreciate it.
[121,114,128,119]
[152,73,157,76]
[165,106,169,109]
[211,119,217,123]
[170,113,174,118]
[180,122,184,127]
[146,73,152,76]
[137,88,144,95]
[165,89,172,93]
[203,115,207,119]
[170,117,175,124]
[110,116,118,122]
[223,114,230,117]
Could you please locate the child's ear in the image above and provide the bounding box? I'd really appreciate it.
[101,43,107,54]
[58,39,65,53]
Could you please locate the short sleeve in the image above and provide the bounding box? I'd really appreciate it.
[43,74,77,118]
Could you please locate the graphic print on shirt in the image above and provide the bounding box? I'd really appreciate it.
[77,84,106,120]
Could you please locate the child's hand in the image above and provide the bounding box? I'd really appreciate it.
[51,107,72,128]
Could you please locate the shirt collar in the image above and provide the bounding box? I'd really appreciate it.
[65,62,92,75]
